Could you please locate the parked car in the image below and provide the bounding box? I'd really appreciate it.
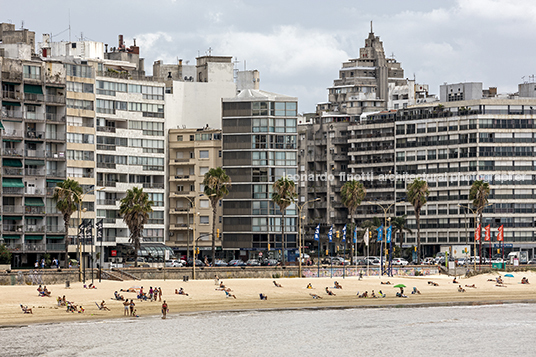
[261,259,279,266]
[165,260,182,267]
[228,259,246,266]
[185,259,204,267]
[392,258,409,266]
[246,259,261,266]
[213,259,228,267]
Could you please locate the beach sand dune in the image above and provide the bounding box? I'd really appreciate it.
[3,271,536,326]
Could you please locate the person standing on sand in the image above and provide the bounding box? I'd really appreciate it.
[162,300,168,319]
[158,287,162,302]
[129,299,135,316]
[123,299,130,316]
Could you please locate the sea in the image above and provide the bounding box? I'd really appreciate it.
[1,303,535,357]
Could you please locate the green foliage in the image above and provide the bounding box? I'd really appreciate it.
[119,187,153,267]
[340,180,366,224]
[272,176,297,265]
[469,180,490,215]
[0,244,12,264]
[406,178,429,264]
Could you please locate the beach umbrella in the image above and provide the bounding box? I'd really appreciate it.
[504,274,514,278]
[394,284,406,288]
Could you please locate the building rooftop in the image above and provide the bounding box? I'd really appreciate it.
[226,89,297,102]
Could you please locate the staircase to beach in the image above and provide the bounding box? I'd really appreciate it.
[111,268,141,281]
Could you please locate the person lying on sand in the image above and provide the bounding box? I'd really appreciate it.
[120,288,138,293]
[458,285,466,292]
[306,283,313,289]
[380,281,391,285]
[325,287,336,296]
[310,293,323,299]
[378,290,386,298]
[465,284,477,288]
[176,287,189,296]
[273,281,282,287]
[396,292,408,298]
[358,291,368,298]
[114,291,124,300]
[495,284,507,288]
[521,277,530,284]
[225,290,237,299]
[334,281,343,289]
[259,293,268,300]
[412,287,421,294]
[428,281,439,286]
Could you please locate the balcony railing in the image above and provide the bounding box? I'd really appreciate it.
[47,225,65,233]
[45,132,66,141]
[2,148,23,156]
[46,113,66,122]
[24,93,44,102]
[25,131,45,139]
[46,170,66,177]
[25,168,45,176]
[24,243,46,251]
[25,150,45,158]
[47,243,65,251]
[45,151,66,159]
[25,225,46,233]
[96,144,116,151]
[25,188,45,195]
[2,90,22,100]
[96,126,116,133]
[1,110,23,119]
[45,94,65,104]
[97,162,116,169]
[2,129,23,138]
[3,168,23,176]
[3,206,24,213]
[142,182,164,189]
[97,180,117,187]
[96,199,117,205]
[25,206,46,214]
[3,225,22,232]
[3,187,23,194]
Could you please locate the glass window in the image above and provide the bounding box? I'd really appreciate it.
[200,216,210,224]
[199,150,209,159]
[200,167,209,176]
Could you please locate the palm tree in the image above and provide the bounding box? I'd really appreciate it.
[119,187,153,267]
[469,180,490,258]
[203,167,231,266]
[272,176,297,265]
[53,179,83,268]
[406,178,429,264]
[392,215,412,252]
[340,180,367,229]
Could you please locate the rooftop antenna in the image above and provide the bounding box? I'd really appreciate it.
[370,20,373,33]
[20,20,24,29]
[207,47,213,56]
[68,9,71,42]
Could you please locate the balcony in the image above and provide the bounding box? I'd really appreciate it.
[170,224,189,230]
[3,167,23,176]
[172,175,192,181]
[25,187,45,195]
[25,206,46,214]
[46,113,66,122]
[45,151,66,159]
[171,191,195,196]
[97,162,116,169]
[97,180,116,187]
[25,150,46,158]
[45,132,66,141]
[2,148,23,157]
[142,182,164,189]
[24,93,44,102]
[2,71,23,82]
[171,207,191,213]
[47,225,65,233]
[96,144,116,151]
[1,110,23,119]
[25,131,44,140]
[25,168,45,176]
[25,225,46,233]
[3,225,22,233]
[47,243,65,251]
[46,170,66,178]
[96,126,116,133]
[97,199,117,206]
[24,243,46,251]
[2,129,23,139]
[2,90,22,100]
[3,187,23,195]
[104,218,116,224]
[45,94,66,104]
[3,206,23,214]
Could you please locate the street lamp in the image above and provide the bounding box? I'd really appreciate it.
[367,200,399,276]
[297,197,320,278]
[458,203,493,270]
[56,186,104,283]
[192,232,209,280]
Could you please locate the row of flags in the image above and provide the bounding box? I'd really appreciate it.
[474,224,504,242]
[313,224,393,246]
[78,219,104,241]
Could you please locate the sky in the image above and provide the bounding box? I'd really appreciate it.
[2,0,535,113]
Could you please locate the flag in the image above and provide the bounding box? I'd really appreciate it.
[314,224,320,241]
[85,220,93,242]
[497,225,504,242]
[475,223,481,241]
[376,224,383,242]
[96,219,104,242]
[78,221,85,242]
[342,224,347,243]
[363,228,369,246]
[386,225,392,243]
[353,227,357,244]
[328,225,333,242]
[485,225,491,241]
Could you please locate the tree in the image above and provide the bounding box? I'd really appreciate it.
[392,215,412,252]
[272,176,297,265]
[406,178,429,264]
[119,187,153,267]
[341,180,367,229]
[0,244,12,265]
[53,179,83,268]
[469,180,490,259]
[203,167,231,266]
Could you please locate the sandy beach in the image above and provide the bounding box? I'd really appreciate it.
[3,270,536,326]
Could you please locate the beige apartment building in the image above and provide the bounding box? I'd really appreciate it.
[168,127,222,259]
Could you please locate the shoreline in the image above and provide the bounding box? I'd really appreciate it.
[3,271,536,327]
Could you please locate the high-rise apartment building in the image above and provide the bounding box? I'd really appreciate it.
[222,89,298,260]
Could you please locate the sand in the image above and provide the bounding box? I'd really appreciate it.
[3,271,536,326]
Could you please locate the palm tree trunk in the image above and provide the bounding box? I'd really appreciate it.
[212,206,217,267]
[416,211,421,264]
[479,211,483,263]
[281,212,286,265]
[64,219,69,268]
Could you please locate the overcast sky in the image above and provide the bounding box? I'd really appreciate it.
[2,0,534,113]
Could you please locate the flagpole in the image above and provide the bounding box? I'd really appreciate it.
[344,239,347,279]
[317,238,320,278]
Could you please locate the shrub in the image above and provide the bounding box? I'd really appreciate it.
[0,244,12,264]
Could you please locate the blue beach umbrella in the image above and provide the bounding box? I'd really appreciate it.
[504,274,514,278]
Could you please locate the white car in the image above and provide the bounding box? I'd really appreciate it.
[165,260,182,267]
[392,258,409,266]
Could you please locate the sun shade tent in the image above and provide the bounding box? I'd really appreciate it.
[2,178,24,187]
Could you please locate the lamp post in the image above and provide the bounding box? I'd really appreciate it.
[184,195,197,262]
[458,203,493,271]
[297,198,320,278]
[367,200,399,276]
[192,233,209,280]
[57,186,104,283]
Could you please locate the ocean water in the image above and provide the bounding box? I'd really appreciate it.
[1,304,535,357]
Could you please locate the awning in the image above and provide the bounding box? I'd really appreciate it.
[3,159,22,167]
[24,84,43,94]
[3,216,22,220]
[46,179,64,183]
[25,197,45,206]
[3,235,20,239]
[25,235,43,240]
[25,159,45,166]
[2,138,22,142]
[25,216,43,220]
[47,235,64,240]
[0,121,4,130]
[2,178,24,187]
[2,101,21,107]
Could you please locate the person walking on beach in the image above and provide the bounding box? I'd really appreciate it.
[162,300,168,319]
[123,299,130,316]
[158,287,163,302]
[129,299,135,316]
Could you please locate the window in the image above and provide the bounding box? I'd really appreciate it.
[128,121,164,136]
[67,133,94,144]
[148,193,164,207]
[67,99,93,111]
[129,156,164,171]
[67,150,94,161]
[23,65,41,80]
[199,150,209,159]
[200,200,210,208]
[177,135,183,141]
[65,64,92,78]
[67,81,94,93]
[129,139,164,153]
[200,167,209,175]
[200,216,210,224]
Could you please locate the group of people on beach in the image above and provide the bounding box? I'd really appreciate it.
[37,285,51,297]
